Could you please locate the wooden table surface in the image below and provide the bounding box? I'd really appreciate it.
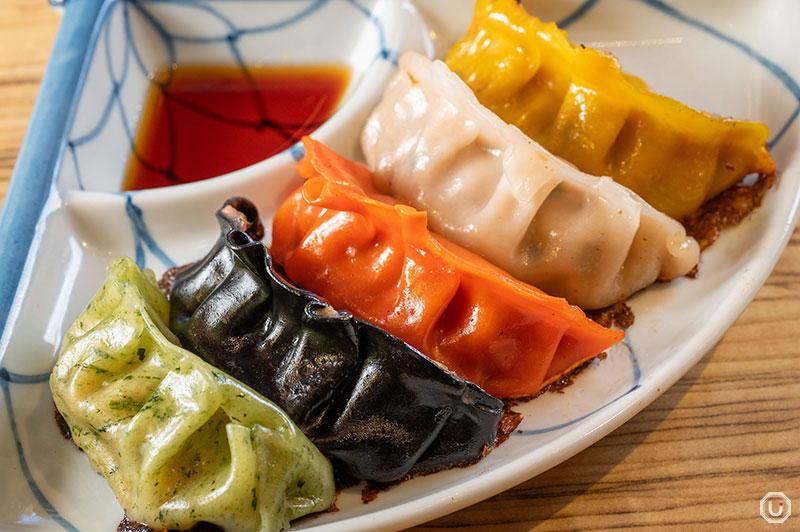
[1,2,798,531]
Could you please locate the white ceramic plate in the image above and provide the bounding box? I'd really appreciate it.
[1,1,799,531]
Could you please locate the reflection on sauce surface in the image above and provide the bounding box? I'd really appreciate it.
[122,64,350,191]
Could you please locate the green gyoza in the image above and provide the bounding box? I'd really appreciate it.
[50,256,335,532]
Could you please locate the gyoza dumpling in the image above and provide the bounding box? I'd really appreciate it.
[271,138,623,399]
[446,0,775,219]
[361,52,700,309]
[169,198,505,481]
[50,256,334,532]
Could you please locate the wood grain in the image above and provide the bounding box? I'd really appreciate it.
[1,2,798,531]
[0,1,60,205]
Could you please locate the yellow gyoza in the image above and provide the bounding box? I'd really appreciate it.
[446,0,775,219]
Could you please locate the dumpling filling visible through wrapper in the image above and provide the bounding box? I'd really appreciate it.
[362,51,700,309]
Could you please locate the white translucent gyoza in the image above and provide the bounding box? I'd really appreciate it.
[362,52,700,309]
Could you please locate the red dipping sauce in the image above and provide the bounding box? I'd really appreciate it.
[122,64,350,191]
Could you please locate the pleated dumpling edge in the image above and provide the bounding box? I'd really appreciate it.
[362,51,700,309]
[50,256,335,532]
[445,0,775,220]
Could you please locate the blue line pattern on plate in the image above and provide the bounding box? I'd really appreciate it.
[2,2,799,531]
[345,0,397,65]
[1,3,397,528]
[62,0,400,269]
[2,370,51,384]
[66,0,399,195]
[0,368,79,532]
[0,0,111,350]
[290,142,306,162]
[124,194,176,269]
[559,0,800,149]
[519,338,641,436]
[557,0,601,28]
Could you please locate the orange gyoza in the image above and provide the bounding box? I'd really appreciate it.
[271,138,624,398]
